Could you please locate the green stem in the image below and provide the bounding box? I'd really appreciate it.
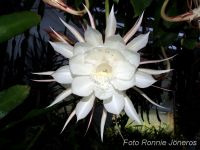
[105,0,110,21]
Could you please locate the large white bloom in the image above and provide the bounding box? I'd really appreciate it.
[34,6,171,141]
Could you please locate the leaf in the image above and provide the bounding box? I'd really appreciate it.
[0,11,41,43]
[0,85,30,118]
[130,0,152,16]
[182,39,198,50]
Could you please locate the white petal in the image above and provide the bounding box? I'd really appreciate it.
[52,66,73,84]
[60,18,84,42]
[84,27,103,46]
[84,50,104,65]
[72,76,94,97]
[124,96,141,124]
[105,6,116,38]
[94,86,114,100]
[47,89,72,107]
[103,91,125,115]
[133,87,169,109]
[32,71,54,75]
[49,41,73,58]
[83,4,95,29]
[75,94,95,121]
[100,108,107,142]
[138,68,172,75]
[73,42,92,56]
[61,109,76,133]
[140,55,177,65]
[113,61,136,80]
[126,32,150,52]
[104,35,126,50]
[111,77,135,91]
[69,55,95,75]
[122,50,140,66]
[123,12,144,43]
[135,71,156,88]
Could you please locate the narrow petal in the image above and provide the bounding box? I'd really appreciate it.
[49,41,73,58]
[126,32,150,52]
[60,18,85,42]
[123,12,144,43]
[52,66,73,84]
[75,94,95,121]
[103,91,125,115]
[32,79,55,82]
[84,27,103,46]
[133,87,169,109]
[105,6,116,38]
[85,107,94,136]
[47,89,72,107]
[113,61,136,80]
[73,42,92,56]
[135,71,156,88]
[100,108,107,142]
[111,77,135,91]
[72,76,94,97]
[32,71,54,75]
[140,55,177,65]
[61,109,76,133]
[138,68,172,75]
[124,96,141,124]
[69,55,95,75]
[83,5,95,29]
[49,27,68,43]
[94,86,114,100]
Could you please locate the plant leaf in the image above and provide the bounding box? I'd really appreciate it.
[0,11,40,43]
[0,85,30,118]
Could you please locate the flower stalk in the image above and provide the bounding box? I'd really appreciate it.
[161,0,200,22]
[42,0,89,16]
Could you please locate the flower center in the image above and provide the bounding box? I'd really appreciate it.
[91,63,112,89]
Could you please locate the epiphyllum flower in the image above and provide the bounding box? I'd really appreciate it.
[34,7,171,141]
[161,0,200,22]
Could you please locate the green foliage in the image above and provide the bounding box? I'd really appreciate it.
[182,39,198,50]
[0,11,40,43]
[0,85,30,118]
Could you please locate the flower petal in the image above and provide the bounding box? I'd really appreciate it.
[60,18,84,42]
[73,42,92,56]
[47,89,72,107]
[126,32,150,52]
[133,87,169,109]
[69,55,95,75]
[83,4,95,29]
[111,77,135,91]
[49,41,73,58]
[104,35,126,50]
[103,91,125,115]
[100,108,107,142]
[84,27,103,46]
[138,68,172,75]
[61,109,76,133]
[52,65,73,84]
[124,96,141,124]
[105,6,116,38]
[123,12,144,43]
[94,86,114,100]
[135,70,156,88]
[72,76,94,97]
[113,61,136,80]
[75,94,95,121]
[122,50,140,66]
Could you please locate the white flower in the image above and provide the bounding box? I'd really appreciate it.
[34,6,171,141]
